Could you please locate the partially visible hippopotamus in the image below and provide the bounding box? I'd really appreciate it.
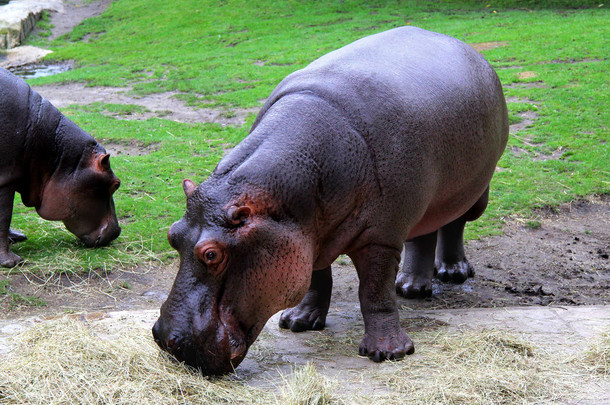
[153,26,508,374]
[0,68,121,268]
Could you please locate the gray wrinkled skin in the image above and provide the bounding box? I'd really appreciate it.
[0,68,121,267]
[154,27,508,374]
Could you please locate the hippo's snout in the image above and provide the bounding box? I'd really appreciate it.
[152,319,182,352]
[152,314,248,375]
[79,221,121,247]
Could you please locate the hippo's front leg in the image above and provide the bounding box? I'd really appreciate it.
[350,244,414,362]
[279,266,332,332]
[0,187,23,268]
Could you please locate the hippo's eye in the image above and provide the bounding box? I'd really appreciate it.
[204,249,220,264]
[200,246,224,266]
[194,242,226,275]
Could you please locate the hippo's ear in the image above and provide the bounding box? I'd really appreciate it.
[227,205,251,225]
[182,179,196,198]
[95,154,111,172]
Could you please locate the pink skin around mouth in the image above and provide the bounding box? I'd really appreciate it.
[218,309,248,365]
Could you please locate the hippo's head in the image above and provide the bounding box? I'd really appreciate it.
[36,145,121,247]
[153,179,313,375]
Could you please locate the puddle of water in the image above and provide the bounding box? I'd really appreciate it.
[8,63,72,79]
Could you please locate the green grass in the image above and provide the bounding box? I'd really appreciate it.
[1,279,47,309]
[8,293,47,310]
[8,0,609,273]
[0,279,8,295]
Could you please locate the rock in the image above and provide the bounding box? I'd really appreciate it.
[534,284,556,296]
[0,0,63,49]
[0,45,53,68]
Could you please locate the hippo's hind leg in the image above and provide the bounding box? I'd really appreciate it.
[435,186,489,283]
[279,266,332,332]
[395,232,437,299]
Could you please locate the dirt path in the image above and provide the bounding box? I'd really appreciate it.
[34,0,112,41]
[0,0,258,125]
[31,82,261,125]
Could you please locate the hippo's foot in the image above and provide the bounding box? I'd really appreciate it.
[0,250,23,268]
[435,258,474,283]
[8,229,27,244]
[279,266,332,332]
[279,302,328,332]
[395,277,432,299]
[359,330,415,362]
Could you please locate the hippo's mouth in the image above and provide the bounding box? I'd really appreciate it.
[71,221,121,248]
[178,320,257,375]
[218,308,257,369]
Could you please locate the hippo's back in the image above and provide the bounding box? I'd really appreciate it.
[0,68,95,191]
[259,27,507,162]
[255,27,508,236]
[1,69,35,148]
[0,68,62,154]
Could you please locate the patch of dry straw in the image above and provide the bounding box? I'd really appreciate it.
[275,362,340,405]
[579,328,610,376]
[0,317,342,405]
[0,318,266,404]
[369,329,579,405]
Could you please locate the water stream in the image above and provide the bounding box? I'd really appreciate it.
[8,63,72,78]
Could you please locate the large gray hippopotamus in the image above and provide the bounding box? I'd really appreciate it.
[153,26,508,374]
[0,68,121,268]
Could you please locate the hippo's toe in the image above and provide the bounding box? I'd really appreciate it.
[435,259,475,283]
[395,269,433,299]
[0,251,23,268]
[395,281,433,299]
[359,330,415,362]
[279,306,327,332]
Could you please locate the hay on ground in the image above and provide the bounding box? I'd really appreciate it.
[0,318,605,404]
[275,362,340,405]
[0,318,265,404]
[371,329,577,405]
[579,328,610,376]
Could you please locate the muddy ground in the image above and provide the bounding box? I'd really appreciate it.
[1,195,608,318]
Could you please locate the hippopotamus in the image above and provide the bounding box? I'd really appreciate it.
[153,26,508,374]
[0,68,121,268]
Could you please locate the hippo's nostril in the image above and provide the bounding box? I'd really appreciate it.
[166,334,182,350]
